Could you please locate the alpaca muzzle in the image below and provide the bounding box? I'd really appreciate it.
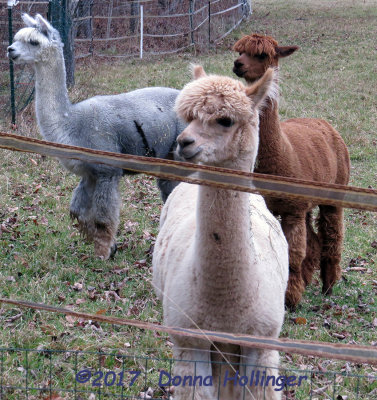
[233,60,245,77]
[7,46,18,61]
[177,136,201,161]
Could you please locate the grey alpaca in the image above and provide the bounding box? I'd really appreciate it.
[7,14,185,259]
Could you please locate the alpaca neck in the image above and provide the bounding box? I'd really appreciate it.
[195,160,255,297]
[33,47,71,141]
[256,98,286,169]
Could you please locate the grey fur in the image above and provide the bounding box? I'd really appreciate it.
[8,13,185,259]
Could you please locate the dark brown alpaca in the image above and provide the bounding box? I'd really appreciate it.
[233,34,350,309]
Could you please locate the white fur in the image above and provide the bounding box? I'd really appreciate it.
[152,68,289,399]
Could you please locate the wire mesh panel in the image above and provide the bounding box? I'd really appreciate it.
[0,1,51,123]
[0,347,376,399]
[0,0,250,122]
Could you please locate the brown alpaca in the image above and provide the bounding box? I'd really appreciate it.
[232,33,350,308]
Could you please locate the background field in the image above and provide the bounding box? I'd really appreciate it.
[0,0,376,398]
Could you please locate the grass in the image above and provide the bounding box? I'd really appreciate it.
[0,0,376,398]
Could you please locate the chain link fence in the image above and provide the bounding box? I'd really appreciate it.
[0,0,252,124]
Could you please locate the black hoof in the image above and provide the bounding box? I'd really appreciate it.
[322,286,333,296]
[109,243,118,259]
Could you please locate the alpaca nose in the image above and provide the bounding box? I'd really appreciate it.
[234,60,243,69]
[177,135,200,160]
[178,136,195,149]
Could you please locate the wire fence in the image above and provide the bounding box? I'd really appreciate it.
[0,0,252,123]
[0,131,376,399]
[1,132,377,211]
[1,347,376,399]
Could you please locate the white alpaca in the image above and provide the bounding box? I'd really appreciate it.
[7,14,185,259]
[152,67,289,400]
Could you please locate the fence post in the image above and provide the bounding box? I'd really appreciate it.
[89,0,94,56]
[106,0,114,45]
[7,3,16,125]
[208,0,211,49]
[189,0,194,46]
[50,0,75,87]
[140,5,143,59]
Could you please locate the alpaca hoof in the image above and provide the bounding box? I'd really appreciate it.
[322,285,333,296]
[110,243,118,259]
[285,274,305,310]
[94,242,117,261]
[285,303,297,312]
[70,210,78,221]
[94,245,111,260]
[285,288,303,310]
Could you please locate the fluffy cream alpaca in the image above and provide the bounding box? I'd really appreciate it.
[152,66,289,400]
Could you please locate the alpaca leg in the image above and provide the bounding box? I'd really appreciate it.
[90,175,121,260]
[157,178,180,203]
[70,176,96,240]
[318,205,344,295]
[241,348,281,400]
[281,213,307,309]
[171,344,214,400]
[211,343,241,400]
[301,212,321,287]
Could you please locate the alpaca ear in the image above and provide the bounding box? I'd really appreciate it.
[35,14,53,37]
[246,68,278,108]
[22,14,38,28]
[191,64,207,80]
[276,45,299,58]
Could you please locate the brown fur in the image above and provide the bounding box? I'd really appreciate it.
[233,33,278,61]
[233,34,351,308]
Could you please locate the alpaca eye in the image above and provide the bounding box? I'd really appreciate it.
[29,40,39,46]
[255,53,267,60]
[216,117,234,128]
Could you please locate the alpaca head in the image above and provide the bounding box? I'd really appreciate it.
[7,14,62,64]
[233,33,298,83]
[175,65,277,169]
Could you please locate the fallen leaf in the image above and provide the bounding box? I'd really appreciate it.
[348,267,367,272]
[73,282,83,291]
[323,319,331,328]
[40,216,48,225]
[6,313,22,323]
[293,317,307,325]
[65,315,77,325]
[332,332,346,340]
[139,387,153,400]
[312,386,329,395]
[0,224,11,233]
[14,255,28,267]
